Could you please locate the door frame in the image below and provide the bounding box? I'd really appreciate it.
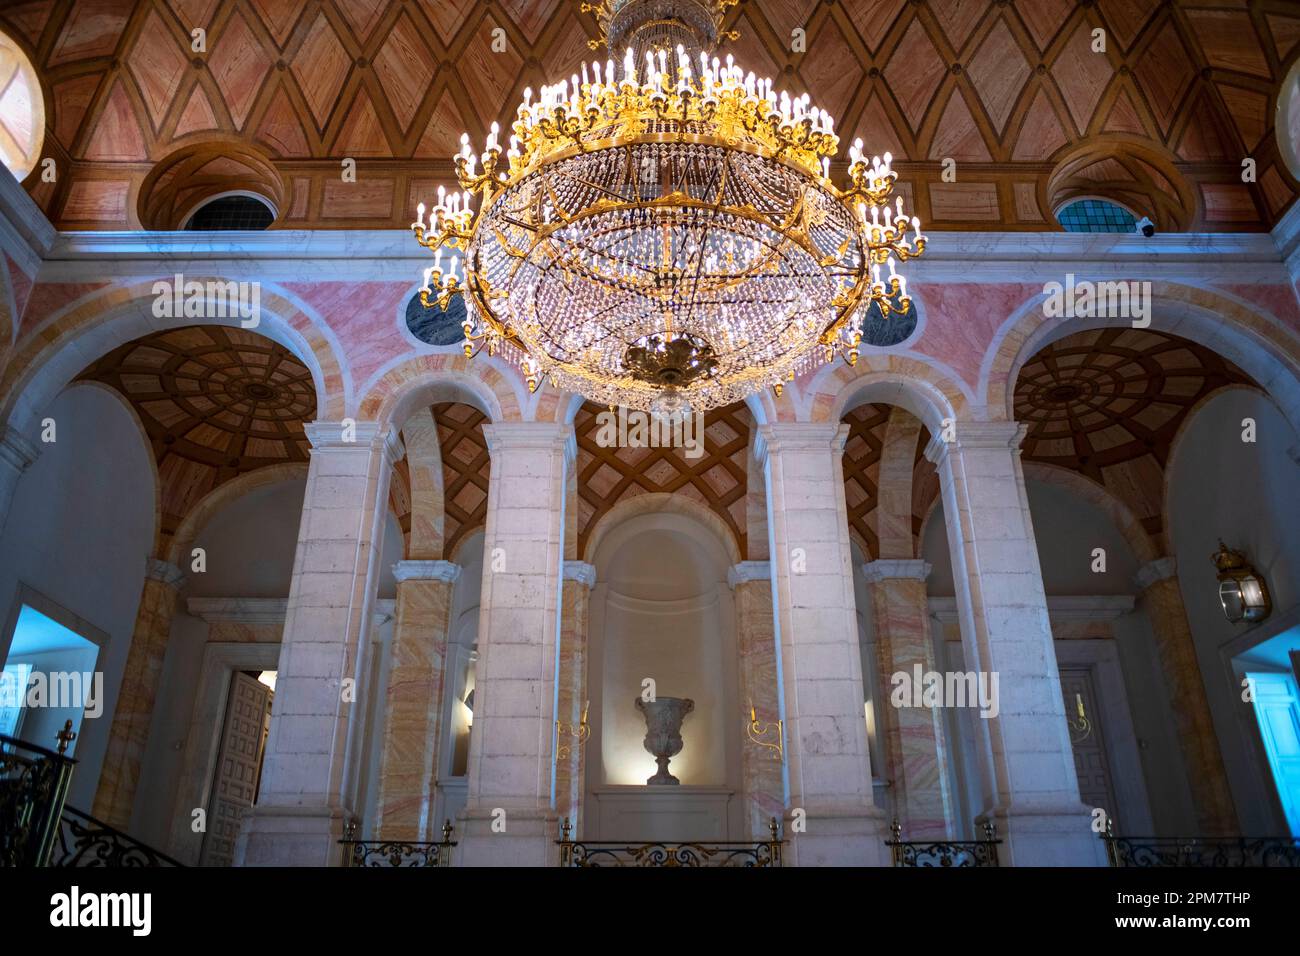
[167,641,280,864]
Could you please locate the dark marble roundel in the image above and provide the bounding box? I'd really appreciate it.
[406,293,468,347]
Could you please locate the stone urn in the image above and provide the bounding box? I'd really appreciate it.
[635,696,694,785]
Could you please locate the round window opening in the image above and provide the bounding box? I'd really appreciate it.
[184,194,276,231]
[407,293,469,347]
[0,33,44,182]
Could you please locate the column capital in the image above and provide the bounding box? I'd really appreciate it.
[1135,556,1178,590]
[305,421,405,465]
[144,557,186,589]
[756,421,849,459]
[862,558,931,583]
[0,425,40,474]
[562,560,597,589]
[393,559,461,584]
[727,560,771,588]
[482,421,576,464]
[924,422,1027,465]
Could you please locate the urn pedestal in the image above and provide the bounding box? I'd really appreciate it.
[635,696,694,785]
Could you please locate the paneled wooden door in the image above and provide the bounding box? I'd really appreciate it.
[1060,668,1120,828]
[200,671,273,867]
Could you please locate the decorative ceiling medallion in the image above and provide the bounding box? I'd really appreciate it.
[411,0,925,414]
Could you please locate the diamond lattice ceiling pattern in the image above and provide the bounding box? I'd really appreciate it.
[573,400,751,557]
[3,0,1296,229]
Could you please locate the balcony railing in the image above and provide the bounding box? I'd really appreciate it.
[2,732,76,867]
[886,819,1001,867]
[338,818,457,867]
[3,729,180,867]
[52,806,183,867]
[556,817,784,867]
[1102,823,1300,867]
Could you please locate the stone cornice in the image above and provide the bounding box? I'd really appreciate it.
[929,594,1135,623]
[186,596,396,625]
[39,230,1288,286]
[394,560,461,584]
[1134,556,1178,590]
[726,561,771,588]
[563,560,597,589]
[862,559,931,583]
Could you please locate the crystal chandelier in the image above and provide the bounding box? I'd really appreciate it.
[412,0,926,414]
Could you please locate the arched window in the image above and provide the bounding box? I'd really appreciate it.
[183,194,276,231]
[1055,198,1139,234]
[0,32,43,182]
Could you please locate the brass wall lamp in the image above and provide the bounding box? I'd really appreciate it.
[1212,540,1272,624]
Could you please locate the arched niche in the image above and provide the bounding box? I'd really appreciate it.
[584,506,744,840]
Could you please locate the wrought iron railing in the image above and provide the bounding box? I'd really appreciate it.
[1102,823,1300,867]
[3,728,181,867]
[338,818,457,867]
[886,819,1001,867]
[1,731,76,867]
[557,817,784,867]
[52,806,184,867]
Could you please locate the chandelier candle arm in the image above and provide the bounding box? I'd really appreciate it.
[411,0,926,413]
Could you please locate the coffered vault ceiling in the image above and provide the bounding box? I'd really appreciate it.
[78,325,314,537]
[3,0,1297,230]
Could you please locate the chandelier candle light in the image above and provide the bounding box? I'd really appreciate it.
[412,0,925,415]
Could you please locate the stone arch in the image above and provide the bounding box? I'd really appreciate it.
[983,282,1300,436]
[811,356,965,435]
[358,354,523,428]
[165,462,308,569]
[582,491,742,567]
[0,280,347,436]
[1021,460,1160,565]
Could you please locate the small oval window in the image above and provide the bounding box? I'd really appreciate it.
[1056,198,1139,234]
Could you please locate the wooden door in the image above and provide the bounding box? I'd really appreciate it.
[200,672,273,866]
[1060,668,1119,827]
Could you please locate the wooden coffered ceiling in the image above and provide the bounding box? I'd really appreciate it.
[1014,327,1254,540]
[573,399,751,558]
[3,0,1297,230]
[78,324,314,537]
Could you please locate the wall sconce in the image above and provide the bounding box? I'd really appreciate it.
[1067,693,1091,743]
[556,700,590,763]
[746,699,783,761]
[1212,540,1272,624]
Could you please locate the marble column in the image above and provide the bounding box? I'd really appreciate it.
[728,560,785,839]
[92,558,186,829]
[374,559,461,840]
[236,422,402,866]
[0,424,39,536]
[1135,557,1237,834]
[456,422,573,866]
[926,422,1101,865]
[863,559,952,839]
[758,422,886,866]
[555,560,595,830]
